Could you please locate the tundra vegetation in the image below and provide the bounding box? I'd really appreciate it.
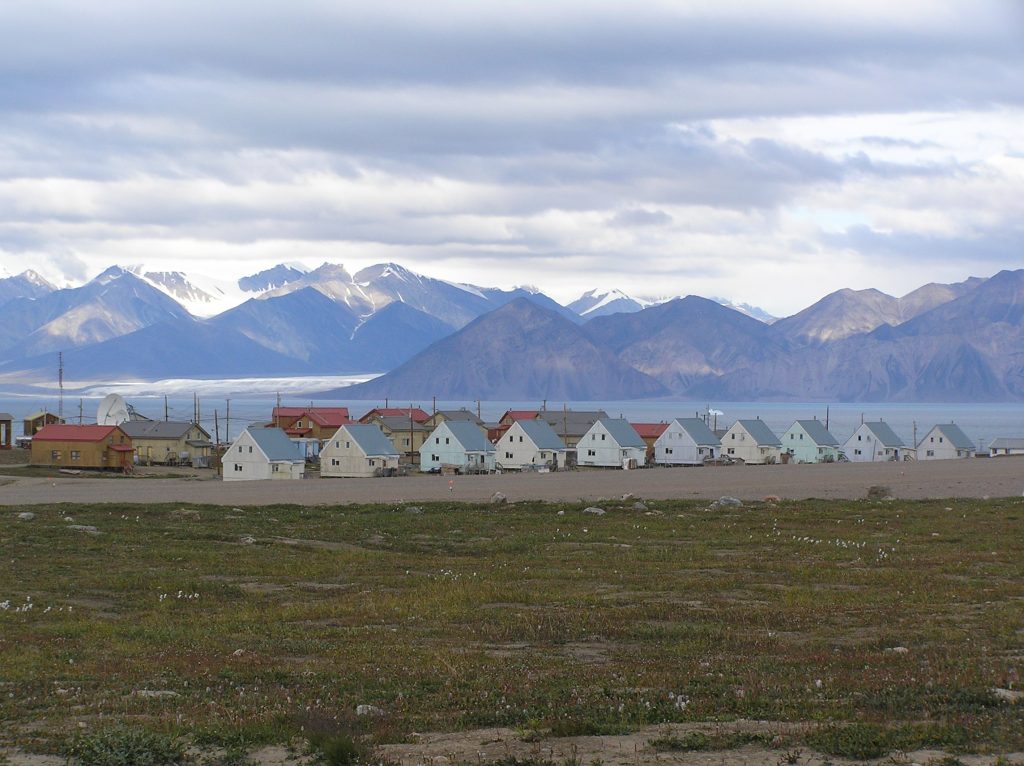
[1,497,1021,763]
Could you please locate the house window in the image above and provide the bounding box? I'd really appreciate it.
[335,441,340,448]
[587,449,596,456]
[600,434,605,441]
[238,445,242,453]
[505,452,513,459]
[332,459,339,466]
[272,464,279,472]
[854,449,862,455]
[369,459,375,466]
[666,448,673,455]
[790,434,794,440]
[51,450,61,461]
[432,454,439,462]
[70,450,80,461]
[508,435,513,442]
[402,438,410,446]
[926,450,935,456]
[858,435,862,441]
[445,437,450,444]
[249,446,253,453]
[939,437,944,443]
[436,437,440,444]
[798,434,803,440]
[345,441,351,449]
[234,464,242,471]
[731,433,736,440]
[727,448,735,455]
[540,452,547,459]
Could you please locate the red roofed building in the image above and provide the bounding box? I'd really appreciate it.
[631,422,669,462]
[30,424,134,471]
[270,407,351,440]
[358,407,430,424]
[498,409,540,426]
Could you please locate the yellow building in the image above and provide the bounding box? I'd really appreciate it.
[119,420,213,466]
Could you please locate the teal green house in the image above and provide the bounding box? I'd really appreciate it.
[781,419,840,463]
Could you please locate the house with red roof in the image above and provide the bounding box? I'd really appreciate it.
[30,424,134,471]
[270,407,350,440]
[630,422,669,462]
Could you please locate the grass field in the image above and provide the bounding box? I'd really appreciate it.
[1,496,1022,762]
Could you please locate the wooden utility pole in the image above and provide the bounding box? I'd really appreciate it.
[78,399,83,425]
[164,395,169,421]
[225,399,230,443]
[408,405,414,464]
[57,352,64,420]
[214,410,220,446]
[275,392,281,427]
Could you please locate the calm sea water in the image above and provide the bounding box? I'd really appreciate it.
[3,378,1023,450]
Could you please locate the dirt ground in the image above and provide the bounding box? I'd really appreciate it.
[0,456,1022,506]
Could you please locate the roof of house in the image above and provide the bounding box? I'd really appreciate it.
[500,409,540,422]
[436,409,485,425]
[539,409,609,437]
[928,423,975,451]
[33,424,123,443]
[374,416,430,433]
[515,419,566,450]
[794,419,839,446]
[673,418,722,445]
[338,424,399,456]
[735,419,782,446]
[247,427,304,462]
[24,410,60,422]
[0,412,12,420]
[631,422,668,439]
[273,407,351,427]
[442,420,495,452]
[989,437,1024,450]
[359,407,430,423]
[861,421,905,448]
[595,418,645,448]
[119,420,209,440]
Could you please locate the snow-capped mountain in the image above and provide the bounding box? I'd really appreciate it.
[0,270,55,307]
[237,263,308,294]
[711,298,777,325]
[127,266,255,318]
[568,289,647,318]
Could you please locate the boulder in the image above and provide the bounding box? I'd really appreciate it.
[17,512,35,521]
[490,492,507,505]
[583,506,605,516]
[404,506,423,514]
[67,525,100,535]
[632,502,648,512]
[356,704,385,717]
[867,485,893,500]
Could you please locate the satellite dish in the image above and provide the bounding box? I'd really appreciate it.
[97,394,131,425]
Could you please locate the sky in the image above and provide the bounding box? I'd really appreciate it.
[0,0,1022,316]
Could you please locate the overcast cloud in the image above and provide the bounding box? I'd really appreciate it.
[0,0,1022,315]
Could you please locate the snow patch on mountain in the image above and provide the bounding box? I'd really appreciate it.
[569,289,646,318]
[711,298,777,324]
[126,265,250,317]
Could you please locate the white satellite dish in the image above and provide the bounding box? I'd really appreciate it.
[97,394,131,426]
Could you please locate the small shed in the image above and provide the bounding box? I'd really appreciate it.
[988,437,1024,457]
[321,424,400,478]
[23,410,63,437]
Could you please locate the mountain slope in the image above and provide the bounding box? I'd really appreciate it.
[585,296,786,393]
[347,301,457,372]
[0,270,54,307]
[771,288,903,344]
[568,289,646,318]
[335,298,668,400]
[0,267,193,359]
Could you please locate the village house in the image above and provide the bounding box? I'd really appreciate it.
[320,423,400,478]
[119,420,213,467]
[781,419,841,463]
[223,427,305,481]
[269,406,351,458]
[30,424,134,471]
[917,423,976,460]
[23,410,63,437]
[721,419,782,464]
[496,418,569,470]
[369,416,431,463]
[654,418,721,465]
[842,421,906,462]
[988,437,1024,457]
[631,422,668,463]
[420,420,496,473]
[577,418,647,469]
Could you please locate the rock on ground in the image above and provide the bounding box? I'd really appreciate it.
[583,506,606,515]
[17,512,35,521]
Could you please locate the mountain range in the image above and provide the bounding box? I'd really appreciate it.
[0,260,1019,402]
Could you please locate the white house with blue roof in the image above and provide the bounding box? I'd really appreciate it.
[654,418,721,465]
[497,418,569,470]
[917,423,976,460]
[842,421,906,462]
[722,419,782,464]
[578,418,647,468]
[420,420,496,473]
[781,419,840,463]
[321,424,400,477]
[223,427,305,481]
